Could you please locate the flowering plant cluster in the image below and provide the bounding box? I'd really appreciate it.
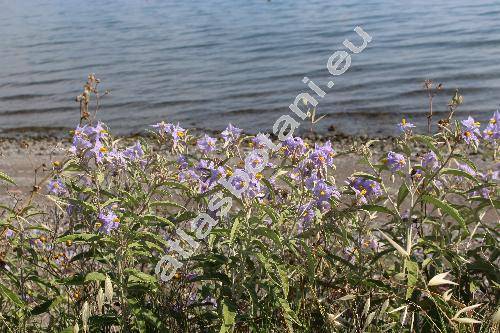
[0,103,499,332]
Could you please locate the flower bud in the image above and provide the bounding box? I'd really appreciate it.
[104,275,113,303]
[97,287,104,313]
[81,301,90,332]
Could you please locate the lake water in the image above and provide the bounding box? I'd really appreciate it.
[1,0,500,137]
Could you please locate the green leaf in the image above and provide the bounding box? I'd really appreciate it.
[84,272,107,282]
[412,135,441,158]
[277,264,289,298]
[0,171,15,185]
[360,204,395,215]
[422,195,468,234]
[261,205,280,225]
[351,172,382,182]
[253,226,282,249]
[0,282,25,308]
[160,180,190,192]
[397,183,409,208]
[440,168,478,183]
[278,296,301,331]
[125,268,157,285]
[219,299,236,333]
[30,298,58,316]
[56,233,99,243]
[150,201,185,210]
[229,216,241,244]
[404,259,418,299]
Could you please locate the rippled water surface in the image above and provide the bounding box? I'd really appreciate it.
[1,0,499,136]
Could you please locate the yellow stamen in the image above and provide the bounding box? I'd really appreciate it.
[99,147,107,153]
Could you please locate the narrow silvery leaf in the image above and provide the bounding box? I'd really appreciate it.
[362,297,370,317]
[492,307,500,323]
[428,272,458,287]
[452,317,481,324]
[453,303,482,319]
[442,289,453,302]
[73,323,79,333]
[388,305,406,314]
[379,299,389,319]
[401,306,408,326]
[337,294,356,301]
[327,311,344,327]
[406,228,412,255]
[362,312,376,330]
[378,230,409,257]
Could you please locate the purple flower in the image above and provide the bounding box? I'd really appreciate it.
[202,296,217,308]
[282,137,307,157]
[151,121,174,136]
[3,228,14,239]
[457,163,477,177]
[349,177,382,204]
[197,134,217,154]
[47,178,68,196]
[106,149,127,169]
[245,150,266,173]
[386,151,406,172]
[312,180,340,203]
[221,124,242,144]
[461,116,481,145]
[421,151,439,170]
[228,172,248,191]
[309,141,335,168]
[246,176,264,199]
[178,169,199,183]
[483,110,499,142]
[170,124,186,144]
[177,155,188,169]
[251,133,271,148]
[123,141,144,162]
[397,118,415,133]
[97,210,120,234]
[87,139,107,163]
[195,159,226,191]
[298,203,315,233]
[70,125,92,154]
[87,122,108,141]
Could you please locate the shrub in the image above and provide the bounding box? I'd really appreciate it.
[0,85,498,332]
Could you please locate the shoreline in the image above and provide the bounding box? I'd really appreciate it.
[0,132,397,193]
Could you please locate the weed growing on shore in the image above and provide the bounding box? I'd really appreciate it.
[0,83,498,332]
